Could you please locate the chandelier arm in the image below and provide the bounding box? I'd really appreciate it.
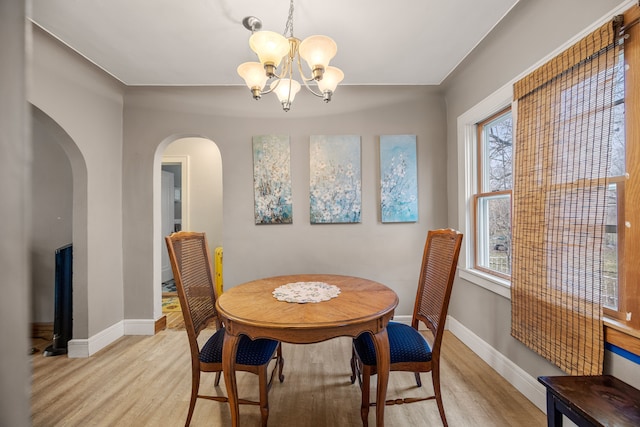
[300,79,324,98]
[257,80,279,96]
[263,54,292,85]
[252,59,291,98]
[295,53,324,98]
[283,53,295,109]
[272,54,293,81]
[269,70,286,80]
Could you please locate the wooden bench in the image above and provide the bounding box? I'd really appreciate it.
[538,375,640,426]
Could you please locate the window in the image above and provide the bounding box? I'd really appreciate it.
[474,108,512,279]
[602,50,626,320]
[456,82,513,299]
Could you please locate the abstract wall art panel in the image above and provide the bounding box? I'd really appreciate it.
[310,135,361,224]
[253,135,293,224]
[380,135,418,223]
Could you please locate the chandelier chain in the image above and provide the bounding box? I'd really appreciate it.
[283,0,295,38]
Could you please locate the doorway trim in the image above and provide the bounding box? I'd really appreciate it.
[161,155,190,231]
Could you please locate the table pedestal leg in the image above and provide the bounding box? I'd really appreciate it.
[372,328,390,427]
[222,332,240,427]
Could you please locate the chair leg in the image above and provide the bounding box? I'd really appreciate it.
[350,347,357,384]
[214,371,221,386]
[414,372,422,387]
[277,343,285,383]
[432,363,448,427]
[258,365,270,427]
[185,367,200,427]
[360,365,371,427]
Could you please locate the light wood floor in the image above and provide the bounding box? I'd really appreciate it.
[31,320,545,426]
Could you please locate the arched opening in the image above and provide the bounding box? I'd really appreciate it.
[30,105,89,347]
[153,136,223,321]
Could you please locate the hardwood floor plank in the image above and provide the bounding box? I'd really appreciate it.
[31,327,544,426]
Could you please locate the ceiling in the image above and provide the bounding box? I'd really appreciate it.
[29,0,520,87]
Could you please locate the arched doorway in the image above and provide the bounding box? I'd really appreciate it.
[153,136,223,321]
[30,105,89,347]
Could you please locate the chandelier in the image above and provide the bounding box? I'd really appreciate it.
[237,0,344,112]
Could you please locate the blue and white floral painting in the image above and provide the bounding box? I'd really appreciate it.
[310,135,361,223]
[253,135,293,224]
[380,135,418,223]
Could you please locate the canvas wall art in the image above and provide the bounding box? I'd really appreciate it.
[253,135,293,224]
[380,135,418,223]
[310,135,362,224]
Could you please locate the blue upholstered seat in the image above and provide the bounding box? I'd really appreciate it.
[166,232,284,426]
[350,229,462,427]
[352,321,432,366]
[200,329,280,366]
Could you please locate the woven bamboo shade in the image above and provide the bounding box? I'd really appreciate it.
[511,17,623,375]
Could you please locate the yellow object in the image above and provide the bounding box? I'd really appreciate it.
[162,296,181,313]
[214,247,223,296]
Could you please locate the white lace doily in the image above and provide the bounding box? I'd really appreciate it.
[272,281,341,303]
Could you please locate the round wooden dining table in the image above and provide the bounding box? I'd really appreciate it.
[216,274,399,426]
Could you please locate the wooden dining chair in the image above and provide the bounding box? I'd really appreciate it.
[350,228,463,426]
[165,231,284,427]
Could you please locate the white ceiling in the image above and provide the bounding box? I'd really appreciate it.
[29,0,520,87]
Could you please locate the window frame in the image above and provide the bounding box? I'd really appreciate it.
[613,5,640,331]
[473,107,513,281]
[603,177,627,321]
[457,83,513,300]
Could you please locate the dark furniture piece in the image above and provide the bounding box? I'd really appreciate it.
[350,229,463,427]
[44,243,73,357]
[538,375,640,427]
[165,231,284,427]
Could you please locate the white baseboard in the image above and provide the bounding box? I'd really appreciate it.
[67,319,156,358]
[68,321,124,358]
[446,315,546,412]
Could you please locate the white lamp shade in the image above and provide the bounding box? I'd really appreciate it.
[298,35,337,70]
[317,66,344,93]
[271,78,301,103]
[237,62,268,89]
[249,31,289,67]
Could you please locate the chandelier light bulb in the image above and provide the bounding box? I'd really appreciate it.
[271,79,301,111]
[299,35,337,79]
[249,31,289,72]
[317,66,344,94]
[237,62,269,98]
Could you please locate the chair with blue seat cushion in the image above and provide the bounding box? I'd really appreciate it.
[165,231,284,427]
[350,228,463,427]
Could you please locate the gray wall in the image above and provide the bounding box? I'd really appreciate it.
[442,0,640,387]
[122,85,448,319]
[1,0,30,425]
[30,26,125,339]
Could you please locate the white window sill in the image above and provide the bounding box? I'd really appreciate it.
[459,268,511,300]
